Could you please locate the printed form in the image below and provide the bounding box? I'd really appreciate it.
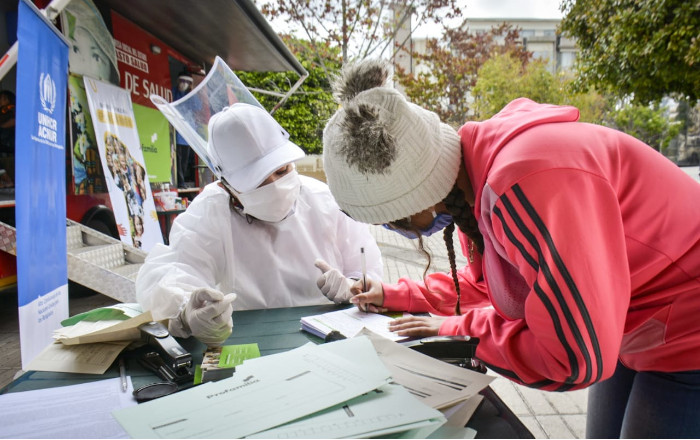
[112,337,395,438]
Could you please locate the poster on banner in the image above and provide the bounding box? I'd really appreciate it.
[60,0,119,85]
[83,77,163,251]
[68,74,107,194]
[111,11,193,184]
[133,103,172,183]
[15,0,70,369]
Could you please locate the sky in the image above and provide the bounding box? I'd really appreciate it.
[465,0,564,19]
[263,0,566,39]
[413,0,564,37]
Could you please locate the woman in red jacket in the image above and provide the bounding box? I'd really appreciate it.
[322,59,700,438]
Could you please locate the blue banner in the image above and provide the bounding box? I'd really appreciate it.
[15,0,70,368]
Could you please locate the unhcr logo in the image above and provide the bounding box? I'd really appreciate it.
[39,73,56,114]
[31,72,61,149]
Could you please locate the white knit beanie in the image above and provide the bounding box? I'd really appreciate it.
[322,60,461,224]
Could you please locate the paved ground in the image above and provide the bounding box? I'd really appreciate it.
[2,166,698,438]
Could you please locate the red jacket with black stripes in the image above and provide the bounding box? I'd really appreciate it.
[382,98,700,391]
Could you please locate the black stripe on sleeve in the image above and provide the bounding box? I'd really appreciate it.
[512,184,603,383]
[500,191,593,384]
[494,205,579,384]
[493,206,538,270]
[533,282,579,384]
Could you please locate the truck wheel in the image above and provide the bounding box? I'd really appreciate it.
[81,205,119,239]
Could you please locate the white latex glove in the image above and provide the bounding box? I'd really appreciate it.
[180,288,236,346]
[314,259,354,304]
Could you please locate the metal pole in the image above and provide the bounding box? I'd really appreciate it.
[270,72,309,115]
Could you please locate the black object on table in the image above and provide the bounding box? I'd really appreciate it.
[1,304,533,439]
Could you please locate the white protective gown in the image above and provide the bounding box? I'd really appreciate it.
[136,175,383,320]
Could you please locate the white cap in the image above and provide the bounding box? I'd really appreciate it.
[178,75,193,83]
[206,103,305,193]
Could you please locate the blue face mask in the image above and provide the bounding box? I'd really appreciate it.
[383,210,453,239]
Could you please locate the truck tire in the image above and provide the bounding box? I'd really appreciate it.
[81,205,119,239]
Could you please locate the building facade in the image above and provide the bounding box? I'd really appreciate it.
[399,18,578,77]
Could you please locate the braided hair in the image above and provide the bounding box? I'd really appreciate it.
[442,222,461,315]
[442,184,484,315]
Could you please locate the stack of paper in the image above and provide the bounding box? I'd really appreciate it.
[248,383,444,439]
[300,306,411,341]
[359,328,494,410]
[53,308,153,345]
[112,336,447,439]
[26,304,153,375]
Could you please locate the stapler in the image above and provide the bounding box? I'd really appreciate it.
[401,335,484,371]
[138,321,193,384]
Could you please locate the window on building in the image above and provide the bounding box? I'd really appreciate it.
[559,51,576,71]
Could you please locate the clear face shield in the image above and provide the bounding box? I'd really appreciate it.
[149,56,265,181]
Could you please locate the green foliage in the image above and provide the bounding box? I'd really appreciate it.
[395,24,531,127]
[560,0,700,104]
[605,103,682,152]
[235,38,341,155]
[472,53,679,150]
[472,53,607,123]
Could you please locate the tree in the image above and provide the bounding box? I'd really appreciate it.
[473,53,680,152]
[560,0,700,104]
[236,37,342,154]
[259,0,466,76]
[472,53,607,123]
[395,24,531,127]
[605,102,682,152]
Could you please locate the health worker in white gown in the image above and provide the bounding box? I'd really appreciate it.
[136,103,383,346]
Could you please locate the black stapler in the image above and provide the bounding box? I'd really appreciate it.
[138,321,193,384]
[401,335,484,371]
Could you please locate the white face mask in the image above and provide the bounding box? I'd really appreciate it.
[233,170,301,222]
[178,82,190,92]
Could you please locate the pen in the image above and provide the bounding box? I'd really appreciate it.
[360,247,367,292]
[119,357,127,392]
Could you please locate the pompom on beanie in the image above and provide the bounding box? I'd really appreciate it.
[322,58,462,224]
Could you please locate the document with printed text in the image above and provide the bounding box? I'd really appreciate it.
[300,306,411,341]
[112,337,395,438]
[360,328,494,409]
[0,377,136,438]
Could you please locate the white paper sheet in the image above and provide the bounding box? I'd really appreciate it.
[54,310,153,345]
[112,337,392,439]
[300,307,410,341]
[25,340,130,374]
[441,395,484,428]
[0,377,137,439]
[360,328,494,409]
[248,383,445,439]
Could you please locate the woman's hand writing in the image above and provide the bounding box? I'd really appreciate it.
[349,277,388,313]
